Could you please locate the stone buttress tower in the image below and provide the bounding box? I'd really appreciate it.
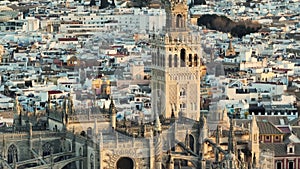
[250,115,260,168]
[151,0,202,120]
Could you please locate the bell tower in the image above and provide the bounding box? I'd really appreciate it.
[151,0,202,120]
[165,0,189,31]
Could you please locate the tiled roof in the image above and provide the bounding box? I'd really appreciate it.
[260,143,300,157]
[256,115,289,126]
[48,90,63,95]
[278,127,291,134]
[292,127,300,136]
[257,121,283,135]
[290,118,300,126]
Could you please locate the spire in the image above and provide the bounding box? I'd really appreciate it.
[251,115,257,129]
[94,117,97,136]
[225,33,236,57]
[109,97,117,129]
[228,117,234,153]
[154,112,162,134]
[228,39,233,50]
[109,96,117,115]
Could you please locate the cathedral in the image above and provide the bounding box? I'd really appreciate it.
[0,1,259,169]
[0,96,260,169]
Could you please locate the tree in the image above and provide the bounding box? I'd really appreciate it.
[100,0,109,9]
[197,14,261,38]
[194,0,206,5]
[90,0,96,6]
[111,0,116,7]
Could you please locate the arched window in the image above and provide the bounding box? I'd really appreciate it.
[176,14,183,28]
[180,48,186,67]
[276,161,282,169]
[87,127,92,138]
[180,88,186,97]
[194,54,198,67]
[180,103,186,109]
[189,135,195,152]
[169,54,172,67]
[174,54,178,67]
[8,144,18,164]
[90,154,94,169]
[188,54,193,67]
[42,142,52,157]
[289,161,294,169]
[162,54,165,67]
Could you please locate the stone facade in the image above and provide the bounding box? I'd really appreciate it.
[151,0,202,120]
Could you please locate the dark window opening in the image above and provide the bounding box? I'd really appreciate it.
[277,162,281,169]
[116,157,134,169]
[194,54,198,67]
[289,147,293,153]
[176,14,183,28]
[188,54,192,67]
[8,144,18,163]
[289,161,293,169]
[180,49,186,67]
[169,54,172,67]
[174,54,178,67]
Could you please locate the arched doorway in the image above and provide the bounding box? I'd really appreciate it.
[7,144,18,163]
[116,157,134,169]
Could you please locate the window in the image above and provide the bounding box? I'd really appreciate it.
[276,161,282,169]
[87,127,92,137]
[180,88,186,97]
[8,145,18,163]
[169,55,172,67]
[90,154,94,169]
[289,161,294,169]
[194,54,198,67]
[180,103,186,109]
[188,54,192,67]
[174,54,178,67]
[266,136,270,140]
[180,48,186,67]
[289,147,293,153]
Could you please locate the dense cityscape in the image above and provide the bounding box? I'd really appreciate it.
[0,0,300,168]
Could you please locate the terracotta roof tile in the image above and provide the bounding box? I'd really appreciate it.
[257,121,283,135]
